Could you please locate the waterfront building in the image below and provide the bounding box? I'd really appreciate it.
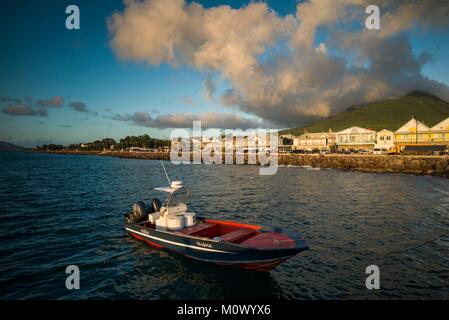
[171,137,194,151]
[191,137,202,151]
[430,116,449,146]
[375,129,395,151]
[335,126,376,151]
[201,136,222,151]
[245,133,281,153]
[394,117,431,146]
[293,130,336,151]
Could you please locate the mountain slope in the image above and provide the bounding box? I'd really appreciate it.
[0,141,25,151]
[282,91,449,136]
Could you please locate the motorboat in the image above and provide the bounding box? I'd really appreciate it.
[124,163,309,271]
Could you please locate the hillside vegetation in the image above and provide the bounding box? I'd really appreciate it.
[281,91,449,136]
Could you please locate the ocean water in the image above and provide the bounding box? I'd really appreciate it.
[0,152,448,299]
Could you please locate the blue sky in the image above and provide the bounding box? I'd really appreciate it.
[0,0,448,147]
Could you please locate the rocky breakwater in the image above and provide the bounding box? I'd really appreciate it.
[38,150,449,177]
[100,151,171,161]
[35,150,171,160]
[279,154,449,177]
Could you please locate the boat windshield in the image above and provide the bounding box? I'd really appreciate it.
[169,186,189,206]
[160,185,190,210]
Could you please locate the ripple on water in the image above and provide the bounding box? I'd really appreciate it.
[0,152,448,299]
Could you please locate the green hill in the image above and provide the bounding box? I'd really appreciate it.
[281,91,449,136]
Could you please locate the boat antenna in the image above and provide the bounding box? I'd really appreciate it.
[160,160,171,185]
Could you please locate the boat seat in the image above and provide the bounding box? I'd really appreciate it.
[219,229,256,243]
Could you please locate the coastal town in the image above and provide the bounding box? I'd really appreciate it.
[168,115,449,156]
[34,115,449,156]
[290,116,449,155]
[32,115,449,178]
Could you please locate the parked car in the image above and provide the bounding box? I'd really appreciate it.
[373,148,388,155]
[359,149,373,155]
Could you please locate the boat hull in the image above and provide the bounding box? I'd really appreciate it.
[125,221,308,271]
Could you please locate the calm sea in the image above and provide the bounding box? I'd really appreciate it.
[0,152,448,299]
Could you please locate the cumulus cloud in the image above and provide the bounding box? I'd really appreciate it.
[1,96,96,117]
[37,96,64,108]
[108,0,449,127]
[3,103,41,116]
[1,97,55,117]
[69,101,88,112]
[68,101,98,116]
[109,111,263,129]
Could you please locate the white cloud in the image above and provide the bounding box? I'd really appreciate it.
[108,0,449,127]
[37,96,64,108]
[110,111,263,129]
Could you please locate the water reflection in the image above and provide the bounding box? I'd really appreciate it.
[0,152,448,299]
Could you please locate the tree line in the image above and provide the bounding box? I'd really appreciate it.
[35,134,170,151]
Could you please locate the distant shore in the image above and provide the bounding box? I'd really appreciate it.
[33,150,449,178]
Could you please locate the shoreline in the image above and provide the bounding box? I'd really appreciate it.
[32,150,449,178]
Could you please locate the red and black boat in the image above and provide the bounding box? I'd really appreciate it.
[125,175,308,271]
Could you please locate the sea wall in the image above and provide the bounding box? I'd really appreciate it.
[278,154,449,177]
[37,151,449,177]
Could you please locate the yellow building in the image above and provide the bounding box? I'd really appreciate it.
[393,116,449,153]
[430,117,449,145]
[394,117,431,145]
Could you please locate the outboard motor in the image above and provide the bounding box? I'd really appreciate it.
[149,198,162,213]
[131,201,148,223]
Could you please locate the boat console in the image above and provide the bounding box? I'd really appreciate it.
[128,180,198,231]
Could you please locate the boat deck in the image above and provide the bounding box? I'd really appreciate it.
[137,219,298,249]
[175,220,296,249]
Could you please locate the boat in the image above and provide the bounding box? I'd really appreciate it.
[124,162,309,271]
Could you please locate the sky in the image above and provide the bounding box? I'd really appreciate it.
[0,0,448,147]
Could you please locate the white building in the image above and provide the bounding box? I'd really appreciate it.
[430,116,449,145]
[293,131,336,151]
[375,129,394,151]
[335,126,376,151]
[246,133,280,153]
